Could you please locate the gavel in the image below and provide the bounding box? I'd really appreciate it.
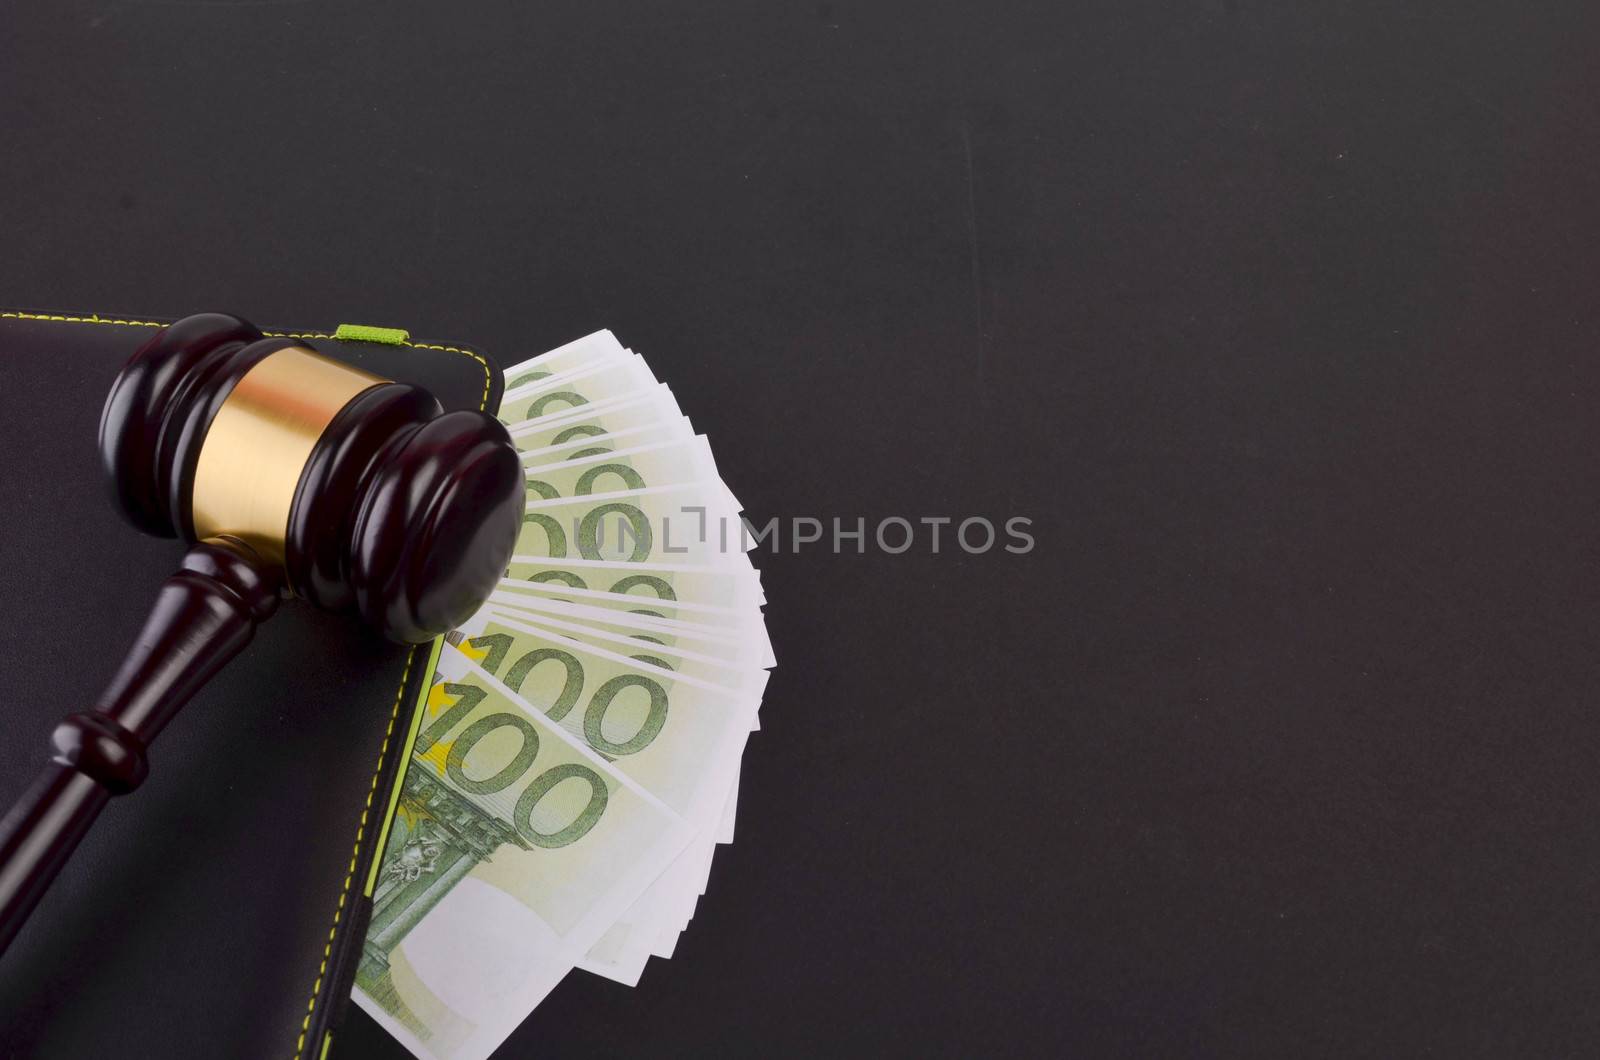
[0,313,526,953]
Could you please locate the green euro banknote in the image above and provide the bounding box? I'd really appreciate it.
[480,613,759,977]
[508,385,685,456]
[494,570,767,632]
[484,595,769,669]
[522,436,719,502]
[449,611,762,827]
[475,607,767,702]
[484,594,767,737]
[502,556,765,615]
[493,563,774,667]
[580,817,729,983]
[516,482,747,567]
[489,578,772,714]
[583,750,744,979]
[623,806,737,973]
[497,355,657,424]
[448,610,762,985]
[520,417,694,468]
[354,645,691,1060]
[499,330,627,390]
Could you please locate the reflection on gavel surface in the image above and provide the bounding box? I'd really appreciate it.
[0,313,527,953]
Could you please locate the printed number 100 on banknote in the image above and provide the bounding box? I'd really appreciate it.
[354,647,691,1060]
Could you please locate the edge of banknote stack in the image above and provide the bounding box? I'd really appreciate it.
[352,331,773,1060]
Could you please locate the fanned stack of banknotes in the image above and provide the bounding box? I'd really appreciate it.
[352,332,773,1060]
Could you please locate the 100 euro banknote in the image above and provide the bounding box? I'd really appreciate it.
[511,387,688,458]
[448,610,764,981]
[353,645,691,1060]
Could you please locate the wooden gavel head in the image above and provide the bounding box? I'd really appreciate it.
[0,312,529,961]
[98,312,526,643]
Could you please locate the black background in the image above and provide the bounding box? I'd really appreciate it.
[5,1,1600,1056]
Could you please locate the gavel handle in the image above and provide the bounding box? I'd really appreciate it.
[0,537,281,955]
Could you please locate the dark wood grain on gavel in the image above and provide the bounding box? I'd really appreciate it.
[0,314,525,954]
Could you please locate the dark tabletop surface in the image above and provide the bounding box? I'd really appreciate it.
[6,1,1600,1057]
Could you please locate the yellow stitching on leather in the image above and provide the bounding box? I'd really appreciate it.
[0,311,166,328]
[294,646,415,1059]
[365,636,444,897]
[0,310,494,411]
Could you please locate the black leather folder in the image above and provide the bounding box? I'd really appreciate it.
[0,310,503,1058]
